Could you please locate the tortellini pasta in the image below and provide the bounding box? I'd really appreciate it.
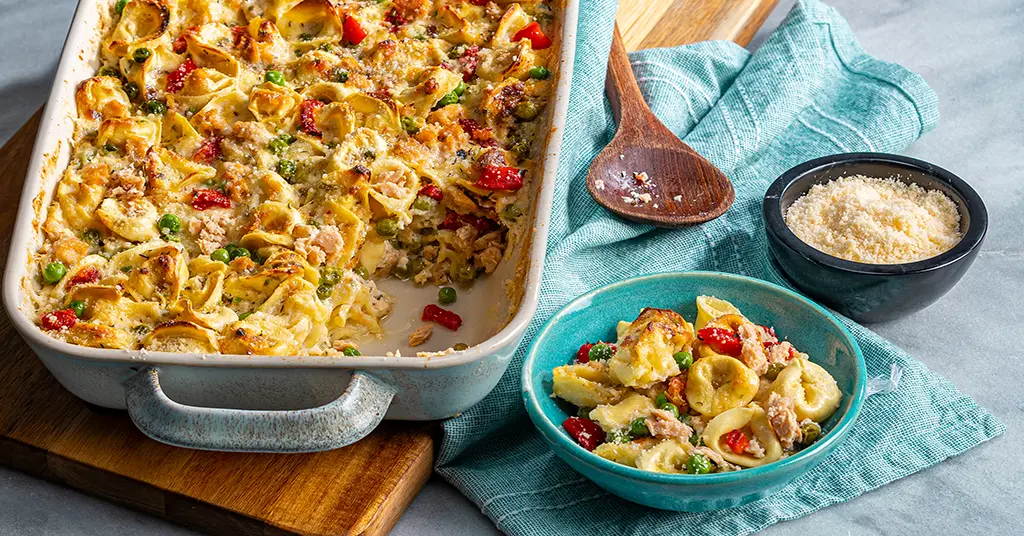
[30,0,560,355]
[551,295,844,475]
[766,358,842,422]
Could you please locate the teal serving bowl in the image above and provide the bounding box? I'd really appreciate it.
[521,272,866,511]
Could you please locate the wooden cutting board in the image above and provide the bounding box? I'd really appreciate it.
[0,2,775,535]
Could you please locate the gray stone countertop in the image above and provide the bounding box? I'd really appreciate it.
[0,0,1019,534]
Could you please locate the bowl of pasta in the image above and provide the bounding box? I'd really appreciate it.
[521,272,866,511]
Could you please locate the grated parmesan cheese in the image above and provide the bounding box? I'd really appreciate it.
[784,175,962,264]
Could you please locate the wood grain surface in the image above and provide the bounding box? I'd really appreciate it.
[0,1,774,535]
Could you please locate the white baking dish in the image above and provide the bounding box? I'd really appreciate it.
[2,0,578,452]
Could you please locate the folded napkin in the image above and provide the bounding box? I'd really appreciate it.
[436,1,1005,534]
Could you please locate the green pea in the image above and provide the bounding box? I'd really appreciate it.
[279,133,297,144]
[320,269,341,287]
[453,81,467,96]
[210,248,230,263]
[82,229,102,245]
[227,245,250,260]
[376,218,398,237]
[765,362,787,381]
[132,48,152,63]
[501,204,522,220]
[268,138,288,155]
[801,422,822,444]
[98,66,120,78]
[354,266,370,279]
[608,429,631,444]
[435,91,459,108]
[158,213,181,236]
[686,453,712,474]
[401,116,419,134]
[438,286,457,305]
[510,139,530,156]
[529,65,551,80]
[316,284,333,300]
[411,197,433,211]
[103,143,118,153]
[407,257,425,275]
[629,417,648,437]
[455,265,476,283]
[342,346,360,356]
[332,69,350,83]
[120,266,133,273]
[513,101,540,121]
[276,159,297,180]
[123,82,139,100]
[576,406,592,418]
[679,413,692,426]
[655,392,669,407]
[392,264,411,279]
[659,402,679,419]
[318,43,334,52]
[673,351,693,369]
[264,70,285,86]
[453,342,469,351]
[299,32,314,42]
[114,0,128,14]
[69,300,87,318]
[238,312,252,320]
[588,343,613,361]
[43,262,67,284]
[143,100,167,115]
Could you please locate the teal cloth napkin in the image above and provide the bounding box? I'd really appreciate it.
[435,1,1005,534]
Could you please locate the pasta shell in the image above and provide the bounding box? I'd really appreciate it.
[594,438,659,468]
[608,307,693,388]
[96,197,159,242]
[695,295,742,330]
[63,322,133,349]
[144,320,220,353]
[105,0,169,57]
[634,438,695,474]
[702,406,783,467]
[685,353,759,417]
[75,76,131,122]
[588,393,654,433]
[768,358,842,422]
[551,362,626,408]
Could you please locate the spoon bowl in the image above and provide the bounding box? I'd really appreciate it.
[587,26,734,227]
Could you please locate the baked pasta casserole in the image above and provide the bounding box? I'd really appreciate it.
[27,0,558,355]
[553,296,843,474]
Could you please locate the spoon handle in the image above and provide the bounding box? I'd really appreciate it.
[604,24,646,129]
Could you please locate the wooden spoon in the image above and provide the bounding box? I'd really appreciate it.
[586,25,735,227]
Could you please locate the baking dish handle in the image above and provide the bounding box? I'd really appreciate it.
[123,367,398,453]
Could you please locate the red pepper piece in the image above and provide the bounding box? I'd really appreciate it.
[172,36,188,54]
[67,266,100,288]
[41,309,77,331]
[460,215,499,234]
[191,189,232,210]
[477,165,524,190]
[469,0,487,5]
[384,8,406,32]
[562,417,605,451]
[575,342,594,364]
[422,304,462,331]
[724,429,750,454]
[299,99,325,136]
[513,22,552,50]
[192,135,222,164]
[343,16,367,45]
[165,57,198,94]
[697,326,743,357]
[417,184,443,201]
[439,211,462,230]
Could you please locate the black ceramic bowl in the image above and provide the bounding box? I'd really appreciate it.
[763,153,987,323]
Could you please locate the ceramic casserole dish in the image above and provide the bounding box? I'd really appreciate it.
[2,0,579,452]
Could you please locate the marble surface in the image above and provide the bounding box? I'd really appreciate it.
[0,0,1020,534]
